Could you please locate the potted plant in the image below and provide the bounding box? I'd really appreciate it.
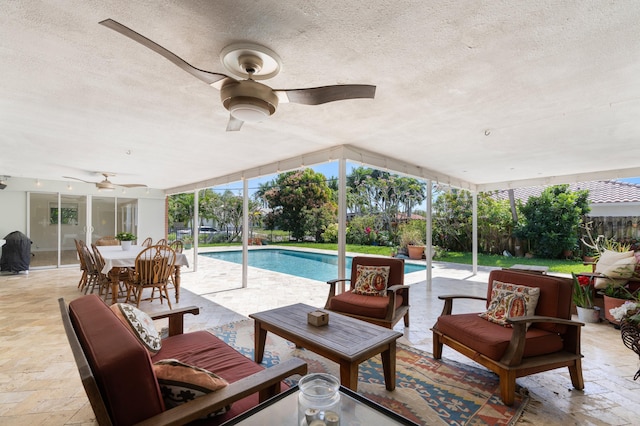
[182,236,193,250]
[600,284,639,325]
[115,232,136,251]
[572,273,600,323]
[399,227,425,260]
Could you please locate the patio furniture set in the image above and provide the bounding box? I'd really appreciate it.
[60,255,586,424]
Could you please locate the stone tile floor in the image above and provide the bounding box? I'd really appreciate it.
[1,249,639,425]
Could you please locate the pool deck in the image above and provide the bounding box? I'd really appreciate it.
[1,248,640,425]
[186,245,430,317]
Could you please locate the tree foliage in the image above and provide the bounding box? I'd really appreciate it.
[432,189,513,253]
[347,167,426,233]
[260,169,336,241]
[515,185,590,258]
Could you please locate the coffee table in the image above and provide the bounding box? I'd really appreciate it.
[221,385,419,425]
[249,303,403,391]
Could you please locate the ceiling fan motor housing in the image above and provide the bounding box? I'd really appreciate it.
[221,80,279,122]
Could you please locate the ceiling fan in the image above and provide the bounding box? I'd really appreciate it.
[99,19,376,131]
[63,173,147,191]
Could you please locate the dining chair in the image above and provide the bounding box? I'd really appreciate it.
[140,237,153,247]
[126,245,177,309]
[74,239,89,291]
[80,245,100,295]
[91,243,128,301]
[169,240,183,253]
[155,238,167,246]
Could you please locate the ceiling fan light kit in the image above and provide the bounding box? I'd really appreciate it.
[221,80,279,122]
[99,19,375,132]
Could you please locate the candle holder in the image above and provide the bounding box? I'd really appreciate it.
[298,373,341,425]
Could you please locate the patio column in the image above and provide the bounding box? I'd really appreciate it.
[472,191,478,274]
[193,189,199,272]
[426,179,432,290]
[242,178,249,288]
[337,157,347,292]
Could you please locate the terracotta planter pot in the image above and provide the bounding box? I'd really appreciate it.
[603,295,628,325]
[407,245,425,260]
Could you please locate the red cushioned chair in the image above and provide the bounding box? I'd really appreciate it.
[324,256,409,329]
[431,269,585,405]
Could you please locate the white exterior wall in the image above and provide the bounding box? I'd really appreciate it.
[588,202,640,217]
[0,177,166,242]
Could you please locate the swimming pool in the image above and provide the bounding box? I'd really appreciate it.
[201,249,426,282]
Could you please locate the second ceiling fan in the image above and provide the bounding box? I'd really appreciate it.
[100,19,376,131]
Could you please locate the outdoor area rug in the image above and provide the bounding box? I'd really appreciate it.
[209,319,528,426]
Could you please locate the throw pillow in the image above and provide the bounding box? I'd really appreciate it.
[594,255,638,289]
[479,281,541,328]
[110,303,162,355]
[595,250,634,274]
[353,265,390,296]
[153,359,230,416]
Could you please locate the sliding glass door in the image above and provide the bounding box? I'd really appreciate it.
[29,193,138,268]
[29,193,87,268]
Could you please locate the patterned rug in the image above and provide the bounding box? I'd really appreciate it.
[209,319,528,426]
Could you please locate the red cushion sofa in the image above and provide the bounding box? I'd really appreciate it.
[60,295,307,425]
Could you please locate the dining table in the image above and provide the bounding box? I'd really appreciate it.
[97,245,189,305]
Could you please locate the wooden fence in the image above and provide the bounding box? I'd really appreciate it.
[583,216,640,245]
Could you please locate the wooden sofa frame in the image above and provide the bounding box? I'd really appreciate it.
[431,270,585,406]
[59,297,307,425]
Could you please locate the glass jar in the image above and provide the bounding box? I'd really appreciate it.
[298,373,341,426]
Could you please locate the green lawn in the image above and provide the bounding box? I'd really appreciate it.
[271,242,594,275]
[195,240,592,275]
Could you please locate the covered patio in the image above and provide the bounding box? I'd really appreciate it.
[1,258,639,424]
[2,2,640,424]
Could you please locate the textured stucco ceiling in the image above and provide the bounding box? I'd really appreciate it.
[1,1,640,192]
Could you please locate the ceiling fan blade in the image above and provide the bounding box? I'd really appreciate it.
[63,176,95,184]
[120,184,147,188]
[226,115,244,132]
[274,84,376,105]
[99,19,230,86]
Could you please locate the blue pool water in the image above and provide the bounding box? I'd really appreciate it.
[201,249,426,282]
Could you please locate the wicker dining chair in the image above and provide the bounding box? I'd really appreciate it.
[126,245,176,309]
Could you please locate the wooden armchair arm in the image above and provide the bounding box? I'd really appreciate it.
[384,284,410,323]
[135,358,308,426]
[501,315,584,366]
[387,284,409,292]
[150,306,200,337]
[325,278,351,308]
[437,294,487,316]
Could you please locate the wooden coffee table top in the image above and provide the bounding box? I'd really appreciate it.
[249,303,402,361]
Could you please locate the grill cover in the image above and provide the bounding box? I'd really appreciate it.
[1,231,32,272]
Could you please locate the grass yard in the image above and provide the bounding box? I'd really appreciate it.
[267,242,594,275]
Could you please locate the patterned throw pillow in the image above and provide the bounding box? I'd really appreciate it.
[153,359,230,416]
[353,265,390,296]
[479,281,541,328]
[110,303,162,355]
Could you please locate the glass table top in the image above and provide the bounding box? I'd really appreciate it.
[222,385,418,426]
